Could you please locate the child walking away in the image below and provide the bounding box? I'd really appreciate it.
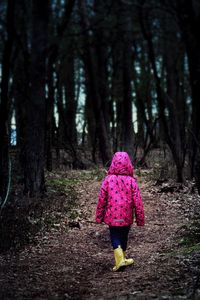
[96,152,145,271]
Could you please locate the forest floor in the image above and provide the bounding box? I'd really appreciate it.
[1,169,200,300]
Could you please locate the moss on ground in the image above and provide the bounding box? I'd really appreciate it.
[179,218,200,247]
[178,215,200,255]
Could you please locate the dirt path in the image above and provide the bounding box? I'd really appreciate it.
[0,172,200,300]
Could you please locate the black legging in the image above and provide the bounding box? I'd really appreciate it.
[109,226,130,251]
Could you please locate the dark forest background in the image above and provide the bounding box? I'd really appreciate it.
[0,0,200,203]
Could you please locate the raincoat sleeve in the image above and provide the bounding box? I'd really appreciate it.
[132,179,145,226]
[96,178,108,224]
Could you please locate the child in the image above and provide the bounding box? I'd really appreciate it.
[96,152,145,271]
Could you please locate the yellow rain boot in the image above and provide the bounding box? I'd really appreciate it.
[123,251,134,267]
[113,246,126,271]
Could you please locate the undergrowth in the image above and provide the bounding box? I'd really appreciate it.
[177,211,200,255]
[0,173,80,253]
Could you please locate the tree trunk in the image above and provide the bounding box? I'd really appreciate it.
[79,0,111,165]
[46,54,55,171]
[111,1,135,155]
[121,2,134,158]
[13,0,29,177]
[0,0,15,201]
[64,48,77,146]
[122,45,134,157]
[164,20,186,182]
[194,132,200,194]
[133,51,157,166]
[84,70,97,163]
[111,37,124,151]
[94,0,110,134]
[13,51,28,175]
[176,0,200,185]
[24,0,49,196]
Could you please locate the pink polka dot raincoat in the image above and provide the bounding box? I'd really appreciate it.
[96,152,145,227]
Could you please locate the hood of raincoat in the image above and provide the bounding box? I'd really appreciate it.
[108,152,134,176]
